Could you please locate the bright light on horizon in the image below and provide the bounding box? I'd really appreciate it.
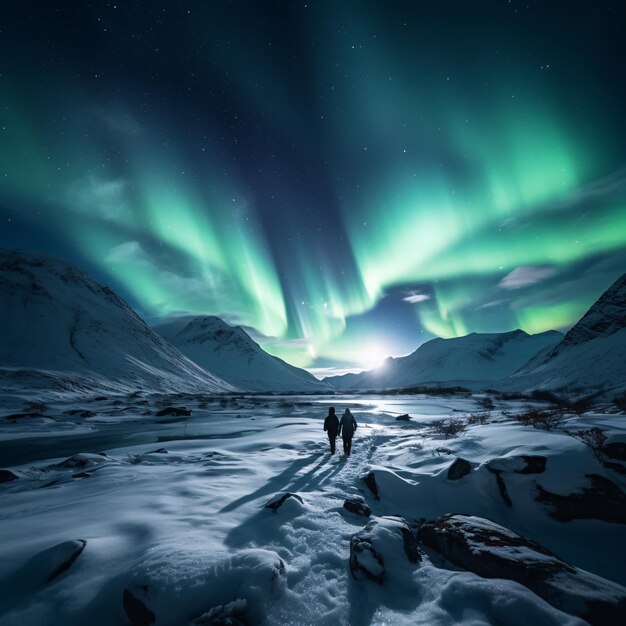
[357,343,390,370]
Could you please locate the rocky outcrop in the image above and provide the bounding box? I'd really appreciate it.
[362,471,380,500]
[0,469,19,483]
[190,599,247,625]
[265,492,303,512]
[123,587,156,626]
[447,458,471,480]
[350,516,421,584]
[155,406,192,417]
[536,474,626,524]
[343,496,371,517]
[418,513,626,626]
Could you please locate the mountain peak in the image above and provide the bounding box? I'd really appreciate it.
[559,272,626,349]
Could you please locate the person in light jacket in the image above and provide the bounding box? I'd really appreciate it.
[323,406,339,454]
[338,408,357,456]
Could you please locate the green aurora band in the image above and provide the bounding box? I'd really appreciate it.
[1,3,626,369]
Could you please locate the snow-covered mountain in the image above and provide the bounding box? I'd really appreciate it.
[0,248,234,394]
[512,272,626,394]
[325,329,562,390]
[157,316,332,392]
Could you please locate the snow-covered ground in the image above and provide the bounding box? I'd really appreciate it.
[1,393,624,625]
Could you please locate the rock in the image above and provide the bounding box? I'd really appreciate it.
[0,469,19,483]
[395,414,411,421]
[123,587,156,626]
[151,448,169,454]
[56,453,111,469]
[343,496,371,517]
[486,455,547,474]
[417,513,626,626]
[447,458,472,480]
[604,441,626,461]
[94,396,107,401]
[189,598,247,625]
[603,461,626,476]
[350,534,384,584]
[45,539,87,582]
[486,468,512,507]
[536,473,626,524]
[362,471,380,500]
[265,492,303,512]
[350,516,421,584]
[155,406,192,417]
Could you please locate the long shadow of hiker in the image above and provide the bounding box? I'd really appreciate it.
[219,451,324,514]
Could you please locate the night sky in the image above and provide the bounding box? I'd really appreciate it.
[2,1,626,375]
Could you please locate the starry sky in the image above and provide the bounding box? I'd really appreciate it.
[2,1,626,375]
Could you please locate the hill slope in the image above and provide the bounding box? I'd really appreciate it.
[158,316,331,392]
[325,330,562,390]
[512,273,626,394]
[0,248,234,394]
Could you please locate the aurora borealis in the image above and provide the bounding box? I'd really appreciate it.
[2,2,625,374]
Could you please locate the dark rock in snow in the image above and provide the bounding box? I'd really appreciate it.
[151,448,169,454]
[123,587,156,626]
[0,469,19,483]
[604,441,626,461]
[45,539,87,582]
[395,413,411,421]
[536,473,626,524]
[487,468,512,507]
[447,458,472,480]
[265,492,303,512]
[155,406,192,417]
[56,453,111,469]
[350,516,421,584]
[343,496,371,517]
[603,461,626,476]
[350,534,384,584]
[418,513,626,626]
[362,471,380,500]
[518,455,547,474]
[486,455,547,475]
[190,598,247,625]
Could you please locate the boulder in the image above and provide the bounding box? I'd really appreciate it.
[350,516,421,585]
[603,442,626,461]
[155,406,192,417]
[362,471,380,500]
[536,473,626,524]
[486,455,547,474]
[343,496,371,517]
[447,458,472,480]
[395,414,411,421]
[32,539,87,583]
[265,492,303,512]
[123,587,156,626]
[418,514,626,626]
[486,468,513,507]
[0,469,19,483]
[56,453,111,469]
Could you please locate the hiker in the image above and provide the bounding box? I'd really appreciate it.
[323,406,339,454]
[338,408,357,455]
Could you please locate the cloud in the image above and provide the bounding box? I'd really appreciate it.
[402,291,431,304]
[106,241,149,264]
[66,175,130,223]
[499,265,558,290]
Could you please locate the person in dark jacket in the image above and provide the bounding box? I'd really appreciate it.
[323,407,339,454]
[338,408,357,455]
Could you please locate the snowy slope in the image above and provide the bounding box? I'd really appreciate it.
[0,248,234,395]
[326,330,562,390]
[512,273,626,394]
[157,316,332,392]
